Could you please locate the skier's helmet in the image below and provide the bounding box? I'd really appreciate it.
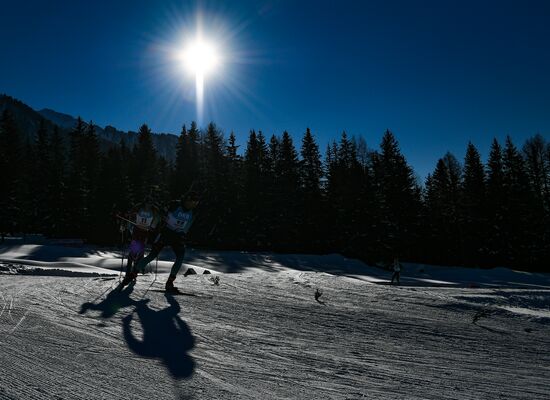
[147,186,161,203]
[183,190,200,209]
[144,194,154,205]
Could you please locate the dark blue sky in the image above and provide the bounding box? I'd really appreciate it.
[1,0,549,179]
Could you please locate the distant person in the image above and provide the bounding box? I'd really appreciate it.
[123,191,200,294]
[120,195,162,285]
[391,257,402,285]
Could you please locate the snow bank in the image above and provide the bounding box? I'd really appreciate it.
[0,262,116,277]
[1,243,549,288]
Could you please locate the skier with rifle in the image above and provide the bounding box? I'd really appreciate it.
[121,190,200,294]
[119,194,163,285]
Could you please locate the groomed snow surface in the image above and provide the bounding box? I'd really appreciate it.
[1,243,549,399]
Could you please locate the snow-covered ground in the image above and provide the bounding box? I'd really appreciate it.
[1,244,549,399]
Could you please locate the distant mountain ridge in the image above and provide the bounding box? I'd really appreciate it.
[38,108,78,130]
[0,94,178,161]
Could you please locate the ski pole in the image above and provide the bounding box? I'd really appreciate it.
[141,253,158,299]
[120,253,124,281]
[153,257,158,285]
[119,225,125,282]
[116,214,139,226]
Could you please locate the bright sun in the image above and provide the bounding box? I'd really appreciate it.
[173,30,223,124]
[180,38,220,76]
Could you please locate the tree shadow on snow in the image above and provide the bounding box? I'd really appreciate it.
[123,294,195,380]
[79,283,137,318]
[15,244,104,262]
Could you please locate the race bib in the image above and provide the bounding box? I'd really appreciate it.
[135,210,154,229]
[166,209,193,233]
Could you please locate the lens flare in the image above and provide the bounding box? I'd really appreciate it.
[181,39,220,76]
[176,36,221,123]
[150,7,266,130]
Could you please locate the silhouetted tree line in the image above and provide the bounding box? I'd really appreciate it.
[1,108,549,271]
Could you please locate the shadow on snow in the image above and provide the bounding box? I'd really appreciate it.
[79,283,138,318]
[79,285,195,380]
[123,294,195,379]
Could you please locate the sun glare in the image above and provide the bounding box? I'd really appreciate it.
[174,34,222,124]
[181,39,220,76]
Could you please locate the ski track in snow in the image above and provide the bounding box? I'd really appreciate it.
[0,272,549,399]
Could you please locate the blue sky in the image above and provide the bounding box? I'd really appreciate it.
[1,0,549,179]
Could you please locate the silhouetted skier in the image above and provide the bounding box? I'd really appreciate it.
[123,191,201,294]
[391,257,402,285]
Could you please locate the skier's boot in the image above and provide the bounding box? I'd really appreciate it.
[165,274,181,294]
[120,271,137,290]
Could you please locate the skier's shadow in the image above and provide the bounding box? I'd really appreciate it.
[123,294,195,379]
[79,283,138,318]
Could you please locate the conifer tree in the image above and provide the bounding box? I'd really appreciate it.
[523,134,550,211]
[299,128,324,249]
[355,136,370,169]
[224,132,245,245]
[271,131,300,248]
[131,124,158,202]
[523,134,550,266]
[155,157,172,205]
[172,124,189,198]
[257,131,271,184]
[244,130,270,247]
[66,117,88,236]
[300,128,322,195]
[47,126,67,236]
[324,141,339,248]
[187,120,201,184]
[502,136,535,265]
[486,138,506,264]
[199,122,227,243]
[95,147,126,244]
[19,139,37,234]
[29,119,50,233]
[337,131,356,171]
[245,130,260,190]
[373,130,421,260]
[0,110,23,236]
[461,142,486,264]
[326,134,348,249]
[276,131,300,193]
[425,153,462,264]
[245,130,262,245]
[268,134,280,179]
[227,131,239,162]
[325,132,372,255]
[117,137,133,210]
[172,122,201,198]
[202,122,226,189]
[82,122,102,239]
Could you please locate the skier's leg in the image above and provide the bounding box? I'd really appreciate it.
[125,257,134,274]
[166,240,186,292]
[134,235,164,273]
[169,243,186,276]
[127,239,145,272]
[121,238,145,286]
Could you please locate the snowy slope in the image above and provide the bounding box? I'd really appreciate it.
[1,245,550,399]
[2,243,550,288]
